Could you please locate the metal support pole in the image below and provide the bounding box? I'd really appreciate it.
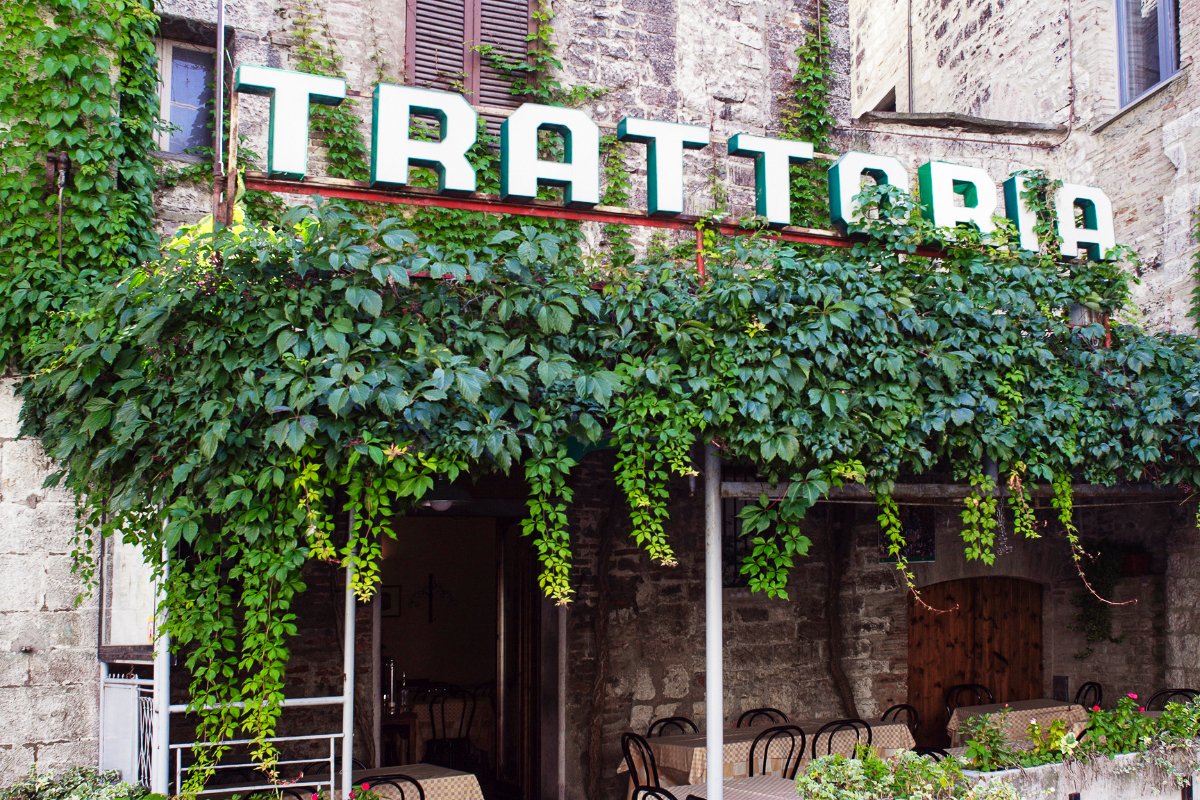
[704,444,723,800]
[151,549,171,795]
[211,0,226,226]
[342,561,356,799]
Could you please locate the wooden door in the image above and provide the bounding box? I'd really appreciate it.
[494,524,541,800]
[907,577,1043,746]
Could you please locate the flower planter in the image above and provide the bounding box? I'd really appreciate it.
[964,751,1197,800]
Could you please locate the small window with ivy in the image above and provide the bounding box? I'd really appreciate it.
[154,39,215,155]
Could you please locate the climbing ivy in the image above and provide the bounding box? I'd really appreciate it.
[0,0,161,368]
[780,14,835,227]
[1190,205,1200,327]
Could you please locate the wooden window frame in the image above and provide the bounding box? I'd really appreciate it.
[154,38,217,155]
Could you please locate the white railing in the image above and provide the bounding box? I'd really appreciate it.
[170,733,342,797]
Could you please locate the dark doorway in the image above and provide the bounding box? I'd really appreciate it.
[907,576,1044,746]
[379,514,549,800]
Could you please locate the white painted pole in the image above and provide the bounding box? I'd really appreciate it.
[342,561,357,799]
[151,548,171,795]
[704,444,723,800]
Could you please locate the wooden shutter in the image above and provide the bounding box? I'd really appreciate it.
[406,0,470,93]
[406,0,530,105]
[477,0,531,108]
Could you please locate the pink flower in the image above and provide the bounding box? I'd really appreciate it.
[1128,692,1138,700]
[1093,705,1101,711]
[311,795,319,800]
[1139,706,1146,713]
[362,785,371,792]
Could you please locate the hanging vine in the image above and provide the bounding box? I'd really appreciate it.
[6,0,1200,791]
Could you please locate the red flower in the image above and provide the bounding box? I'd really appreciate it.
[362,784,371,792]
[1139,706,1146,713]
[1128,692,1138,700]
[311,795,319,800]
[1093,705,1101,711]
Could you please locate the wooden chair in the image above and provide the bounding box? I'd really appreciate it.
[1146,688,1199,710]
[880,703,919,736]
[811,718,872,758]
[736,707,789,727]
[1073,681,1103,708]
[748,724,806,779]
[621,732,662,791]
[647,716,699,737]
[371,773,426,800]
[943,683,994,719]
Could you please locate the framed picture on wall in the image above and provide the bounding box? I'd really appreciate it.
[381,584,401,617]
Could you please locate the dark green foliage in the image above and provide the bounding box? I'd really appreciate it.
[0,0,161,368]
[781,16,835,228]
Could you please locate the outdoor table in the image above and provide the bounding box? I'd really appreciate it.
[945,698,1089,746]
[666,775,802,800]
[618,717,916,785]
[353,764,484,800]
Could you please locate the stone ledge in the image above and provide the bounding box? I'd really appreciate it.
[854,111,1067,135]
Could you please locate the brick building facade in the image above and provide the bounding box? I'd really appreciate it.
[2,0,1199,798]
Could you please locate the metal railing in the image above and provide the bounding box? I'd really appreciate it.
[170,733,342,797]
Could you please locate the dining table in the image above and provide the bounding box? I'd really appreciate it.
[618,716,916,786]
[350,764,485,800]
[664,775,803,800]
[945,698,1090,746]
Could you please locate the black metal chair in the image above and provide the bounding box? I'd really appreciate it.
[748,724,806,779]
[880,703,919,736]
[1074,681,1103,708]
[633,789,680,800]
[371,773,426,800]
[912,747,949,762]
[423,686,479,771]
[621,731,662,791]
[943,683,994,719]
[736,707,789,727]
[647,716,699,737]
[811,718,872,758]
[1146,688,1200,710]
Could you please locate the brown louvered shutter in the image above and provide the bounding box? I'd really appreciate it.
[406,0,470,93]
[477,0,531,108]
[406,0,530,106]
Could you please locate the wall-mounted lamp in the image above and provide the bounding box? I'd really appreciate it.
[417,481,472,512]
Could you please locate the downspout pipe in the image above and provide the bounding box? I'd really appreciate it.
[704,445,723,800]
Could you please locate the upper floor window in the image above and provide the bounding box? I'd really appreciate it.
[405,0,532,109]
[1116,0,1180,107]
[155,39,215,154]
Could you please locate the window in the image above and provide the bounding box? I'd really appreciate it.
[1115,0,1180,106]
[405,0,532,108]
[155,39,215,154]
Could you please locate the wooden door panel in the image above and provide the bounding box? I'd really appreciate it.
[908,578,1043,747]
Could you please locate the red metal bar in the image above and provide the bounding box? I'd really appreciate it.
[695,226,706,282]
[244,175,865,248]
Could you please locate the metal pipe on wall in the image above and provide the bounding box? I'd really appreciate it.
[342,561,357,799]
[151,547,171,795]
[212,0,226,224]
[704,444,723,800]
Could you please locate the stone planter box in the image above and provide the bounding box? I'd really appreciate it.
[964,751,1197,800]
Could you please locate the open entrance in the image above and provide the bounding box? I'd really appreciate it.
[378,509,550,800]
[907,576,1044,746]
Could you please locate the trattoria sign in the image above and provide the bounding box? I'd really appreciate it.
[235,65,1116,261]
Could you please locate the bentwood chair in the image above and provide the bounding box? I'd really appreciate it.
[748,724,807,779]
[943,683,994,719]
[621,732,662,792]
[633,789,680,800]
[424,686,478,770]
[1073,681,1103,709]
[1146,688,1200,710]
[880,703,919,736]
[647,716,699,737]
[811,718,872,758]
[371,773,427,800]
[736,707,789,727]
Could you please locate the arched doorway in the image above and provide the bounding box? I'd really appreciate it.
[907,576,1043,746]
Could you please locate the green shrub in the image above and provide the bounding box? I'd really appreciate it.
[0,767,147,800]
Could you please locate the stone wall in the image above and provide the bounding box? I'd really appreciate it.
[0,379,100,783]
